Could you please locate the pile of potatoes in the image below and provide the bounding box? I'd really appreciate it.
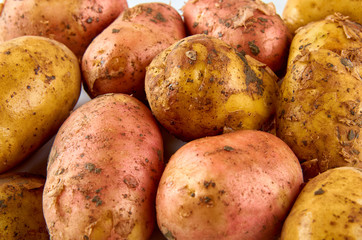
[0,0,361,239]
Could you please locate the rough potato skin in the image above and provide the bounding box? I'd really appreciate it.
[183,0,291,73]
[145,34,279,141]
[81,2,186,100]
[43,94,164,240]
[276,15,362,179]
[281,167,362,240]
[0,0,128,58]
[283,0,362,34]
[156,130,303,240]
[0,36,81,173]
[0,173,49,240]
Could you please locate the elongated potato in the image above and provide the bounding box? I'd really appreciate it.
[0,0,128,58]
[43,93,164,239]
[156,130,303,240]
[283,0,362,34]
[0,173,48,240]
[183,0,291,73]
[281,167,362,240]
[276,14,362,179]
[0,36,81,173]
[82,2,186,100]
[145,34,279,141]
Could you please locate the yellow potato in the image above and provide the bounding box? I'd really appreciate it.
[281,167,362,240]
[145,34,279,141]
[0,173,49,239]
[283,0,362,34]
[0,36,81,173]
[276,15,362,179]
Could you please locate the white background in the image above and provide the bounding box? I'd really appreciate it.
[1,0,288,239]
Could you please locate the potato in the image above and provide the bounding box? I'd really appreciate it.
[43,93,164,239]
[0,0,128,58]
[281,167,362,240]
[145,34,279,141]
[82,2,186,100]
[0,36,81,174]
[276,14,362,179]
[283,0,362,34]
[156,130,303,240]
[182,0,291,73]
[0,172,48,239]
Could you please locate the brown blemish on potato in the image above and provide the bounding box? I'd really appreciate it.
[123,175,139,189]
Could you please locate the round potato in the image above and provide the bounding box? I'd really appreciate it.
[43,93,164,240]
[281,167,362,240]
[156,130,303,240]
[182,0,291,73]
[283,0,362,34]
[145,34,279,141]
[0,36,81,173]
[0,0,128,58]
[0,173,48,240]
[82,2,186,100]
[276,14,362,179]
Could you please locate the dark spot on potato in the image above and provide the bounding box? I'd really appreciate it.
[193,22,199,28]
[86,17,93,23]
[248,41,260,56]
[34,66,40,75]
[340,58,353,68]
[314,188,325,195]
[223,146,234,151]
[155,12,166,22]
[347,130,356,141]
[123,175,139,189]
[0,200,7,208]
[164,230,176,240]
[4,51,10,55]
[204,180,216,188]
[112,28,120,33]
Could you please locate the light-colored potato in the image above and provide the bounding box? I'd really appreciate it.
[43,93,164,240]
[183,0,291,73]
[145,34,279,141]
[276,14,362,179]
[82,2,186,100]
[283,0,362,34]
[281,167,362,240]
[156,130,303,240]
[0,36,81,173]
[0,0,128,58]
[0,173,48,239]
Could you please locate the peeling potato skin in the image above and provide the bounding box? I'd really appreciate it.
[276,15,362,179]
[43,94,164,240]
[182,0,291,73]
[283,0,362,35]
[0,173,49,240]
[156,130,303,240]
[0,0,128,58]
[81,2,186,101]
[281,167,362,240]
[0,36,81,174]
[145,34,279,142]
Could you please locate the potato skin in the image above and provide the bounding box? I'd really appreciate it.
[0,0,128,58]
[283,0,362,34]
[156,130,303,240]
[145,34,279,141]
[183,0,291,73]
[0,173,49,240]
[276,15,362,179]
[82,2,186,100]
[43,93,164,240]
[0,36,81,173]
[281,167,362,240]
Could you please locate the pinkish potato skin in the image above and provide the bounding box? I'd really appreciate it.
[81,3,186,100]
[156,130,303,240]
[0,0,128,58]
[183,0,291,73]
[43,94,164,240]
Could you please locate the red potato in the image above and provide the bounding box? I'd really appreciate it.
[183,0,291,73]
[43,94,164,239]
[156,130,303,240]
[0,0,128,58]
[82,3,186,100]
